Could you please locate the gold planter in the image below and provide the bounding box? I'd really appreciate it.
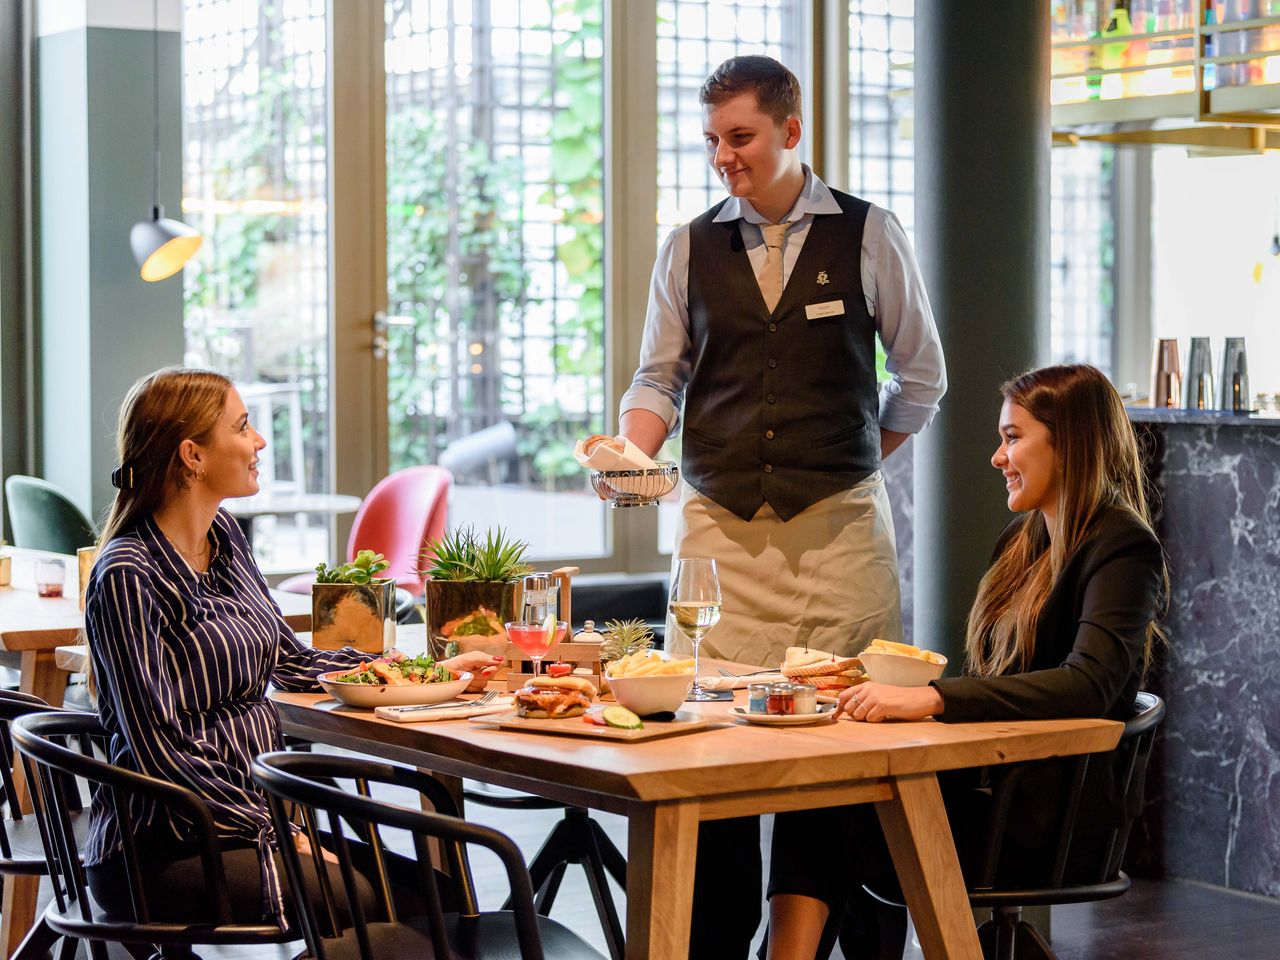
[424,580,518,660]
[311,580,396,655]
[0,555,10,588]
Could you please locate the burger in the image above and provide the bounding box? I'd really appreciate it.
[513,675,598,719]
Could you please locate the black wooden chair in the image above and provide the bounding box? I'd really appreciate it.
[857,692,1167,960]
[0,691,84,960]
[12,710,295,960]
[251,749,606,960]
[964,691,1166,959]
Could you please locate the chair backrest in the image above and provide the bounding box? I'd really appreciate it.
[0,691,57,860]
[346,466,451,598]
[4,475,97,555]
[973,692,1167,892]
[251,750,549,960]
[11,711,286,946]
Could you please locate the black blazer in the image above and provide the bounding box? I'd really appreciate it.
[932,506,1165,869]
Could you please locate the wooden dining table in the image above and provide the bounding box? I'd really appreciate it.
[0,547,313,959]
[270,634,1124,960]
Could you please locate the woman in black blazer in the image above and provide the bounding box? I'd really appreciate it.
[765,364,1167,960]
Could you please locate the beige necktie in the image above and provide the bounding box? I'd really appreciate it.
[758,223,788,313]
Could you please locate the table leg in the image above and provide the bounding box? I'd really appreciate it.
[4,651,69,958]
[626,800,698,960]
[876,772,983,960]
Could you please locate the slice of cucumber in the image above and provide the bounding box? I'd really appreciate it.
[601,706,644,730]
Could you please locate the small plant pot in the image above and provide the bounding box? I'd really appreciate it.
[311,580,396,655]
[0,555,10,588]
[424,580,518,660]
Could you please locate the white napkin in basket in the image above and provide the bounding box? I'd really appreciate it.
[574,435,658,472]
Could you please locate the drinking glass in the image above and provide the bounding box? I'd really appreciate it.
[669,557,722,702]
[505,619,568,678]
[34,558,65,599]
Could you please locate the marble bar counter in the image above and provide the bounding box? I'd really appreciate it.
[1125,407,1280,900]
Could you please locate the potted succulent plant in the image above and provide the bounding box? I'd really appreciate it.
[419,526,532,660]
[311,550,395,655]
[600,618,656,665]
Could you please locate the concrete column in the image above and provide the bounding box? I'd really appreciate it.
[37,0,184,521]
[912,2,1051,662]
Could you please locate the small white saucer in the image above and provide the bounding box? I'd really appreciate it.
[731,704,837,727]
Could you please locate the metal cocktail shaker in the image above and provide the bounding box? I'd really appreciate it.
[520,572,555,623]
[1183,338,1215,410]
[1149,338,1181,409]
[1218,337,1251,413]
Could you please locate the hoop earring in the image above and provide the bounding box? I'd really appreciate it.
[195,468,207,482]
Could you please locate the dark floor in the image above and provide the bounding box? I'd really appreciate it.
[34,773,1279,959]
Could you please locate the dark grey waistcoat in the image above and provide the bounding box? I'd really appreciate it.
[682,189,880,522]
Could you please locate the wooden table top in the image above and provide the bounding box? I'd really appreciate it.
[5,546,313,653]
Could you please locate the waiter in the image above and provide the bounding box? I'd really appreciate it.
[621,56,946,672]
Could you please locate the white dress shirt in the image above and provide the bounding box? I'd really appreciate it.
[620,166,946,437]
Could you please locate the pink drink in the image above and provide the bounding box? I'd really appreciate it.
[506,622,568,660]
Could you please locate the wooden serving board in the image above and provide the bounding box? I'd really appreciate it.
[469,709,716,742]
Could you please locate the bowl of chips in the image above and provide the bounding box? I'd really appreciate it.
[857,639,947,687]
[604,651,695,715]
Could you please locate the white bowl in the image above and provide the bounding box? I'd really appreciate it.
[605,670,694,716]
[317,670,472,708]
[857,650,946,687]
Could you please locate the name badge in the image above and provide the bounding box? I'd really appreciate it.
[805,299,845,320]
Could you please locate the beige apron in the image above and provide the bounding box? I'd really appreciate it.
[666,472,903,668]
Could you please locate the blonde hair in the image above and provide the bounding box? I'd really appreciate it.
[964,364,1166,678]
[86,368,232,697]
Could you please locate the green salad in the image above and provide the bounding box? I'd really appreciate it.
[329,654,454,686]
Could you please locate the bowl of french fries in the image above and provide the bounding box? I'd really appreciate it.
[604,651,696,716]
[857,639,947,687]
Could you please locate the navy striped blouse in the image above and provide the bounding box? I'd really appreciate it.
[84,508,369,922]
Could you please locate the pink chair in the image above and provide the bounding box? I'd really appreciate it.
[279,466,451,599]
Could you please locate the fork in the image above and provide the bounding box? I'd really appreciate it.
[392,690,499,714]
[717,667,778,678]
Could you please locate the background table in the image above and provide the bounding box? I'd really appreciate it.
[224,492,362,549]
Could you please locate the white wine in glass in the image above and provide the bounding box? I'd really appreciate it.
[670,557,722,702]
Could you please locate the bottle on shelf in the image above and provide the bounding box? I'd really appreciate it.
[1100,0,1135,98]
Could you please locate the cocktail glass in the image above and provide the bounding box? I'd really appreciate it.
[505,620,568,678]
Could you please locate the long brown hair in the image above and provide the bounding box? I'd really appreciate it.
[964,364,1165,677]
[86,368,231,697]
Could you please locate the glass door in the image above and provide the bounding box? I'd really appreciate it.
[182,0,333,573]
[383,0,608,563]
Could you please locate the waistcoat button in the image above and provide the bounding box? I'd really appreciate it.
[765,430,775,440]
[763,464,773,473]
[767,358,777,369]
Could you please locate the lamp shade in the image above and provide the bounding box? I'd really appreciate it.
[130,212,202,282]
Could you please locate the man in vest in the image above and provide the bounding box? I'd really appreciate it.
[618,56,946,957]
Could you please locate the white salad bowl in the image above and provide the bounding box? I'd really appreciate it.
[317,670,472,708]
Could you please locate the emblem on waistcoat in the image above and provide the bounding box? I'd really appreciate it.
[816,271,829,285]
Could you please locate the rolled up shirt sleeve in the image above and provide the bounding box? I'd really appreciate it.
[619,226,692,438]
[865,208,947,434]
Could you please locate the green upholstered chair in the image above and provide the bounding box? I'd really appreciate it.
[4,476,97,555]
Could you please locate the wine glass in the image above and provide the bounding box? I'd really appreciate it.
[505,618,568,679]
[669,557,722,702]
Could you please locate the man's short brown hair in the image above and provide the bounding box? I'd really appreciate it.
[699,56,802,125]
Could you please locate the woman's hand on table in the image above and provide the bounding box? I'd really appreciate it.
[441,652,504,692]
[834,682,943,722]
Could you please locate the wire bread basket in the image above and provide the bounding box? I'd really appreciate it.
[590,461,679,507]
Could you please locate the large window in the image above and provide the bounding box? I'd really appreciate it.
[847,1,1115,372]
[384,0,607,560]
[183,0,331,573]
[656,0,806,239]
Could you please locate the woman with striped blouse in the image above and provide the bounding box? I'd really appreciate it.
[83,368,499,926]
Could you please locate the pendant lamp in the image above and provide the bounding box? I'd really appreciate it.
[130,0,201,282]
